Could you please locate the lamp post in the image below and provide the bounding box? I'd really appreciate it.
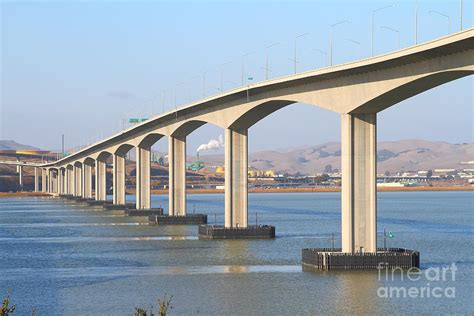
[161,90,166,113]
[294,33,309,73]
[265,42,279,80]
[460,0,463,31]
[312,49,328,67]
[372,4,393,56]
[202,71,208,98]
[330,20,350,66]
[345,38,361,60]
[430,10,450,34]
[381,26,400,49]
[219,61,232,92]
[241,52,254,86]
[415,0,419,44]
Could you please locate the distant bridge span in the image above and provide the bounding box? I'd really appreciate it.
[3,29,473,254]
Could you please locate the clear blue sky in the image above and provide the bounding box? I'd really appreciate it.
[1,0,473,155]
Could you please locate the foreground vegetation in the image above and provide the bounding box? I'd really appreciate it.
[2,292,173,316]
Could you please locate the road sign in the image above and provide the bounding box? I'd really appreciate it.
[129,118,148,123]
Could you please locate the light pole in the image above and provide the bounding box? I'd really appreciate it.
[202,71,208,98]
[219,61,232,92]
[265,42,279,80]
[345,38,361,60]
[294,33,309,73]
[381,26,400,49]
[241,52,254,87]
[372,4,393,56]
[460,0,463,31]
[312,49,328,67]
[430,10,450,34]
[161,90,166,113]
[415,0,419,44]
[330,20,350,66]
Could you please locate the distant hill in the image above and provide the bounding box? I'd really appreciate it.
[0,140,40,151]
[195,140,474,174]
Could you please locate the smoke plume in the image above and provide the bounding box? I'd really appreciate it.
[197,135,224,152]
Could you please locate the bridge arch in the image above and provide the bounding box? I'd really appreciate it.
[83,157,95,166]
[229,100,296,130]
[97,151,112,162]
[353,70,474,114]
[138,133,165,148]
[114,143,135,156]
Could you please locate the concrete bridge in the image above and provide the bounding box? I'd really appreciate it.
[3,29,473,254]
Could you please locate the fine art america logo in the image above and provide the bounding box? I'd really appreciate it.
[377,263,457,299]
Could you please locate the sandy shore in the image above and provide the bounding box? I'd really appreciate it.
[148,186,473,195]
[0,192,51,198]
[1,186,472,198]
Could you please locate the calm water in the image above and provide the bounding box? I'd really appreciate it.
[0,192,473,315]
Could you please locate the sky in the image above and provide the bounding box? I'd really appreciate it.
[1,0,473,156]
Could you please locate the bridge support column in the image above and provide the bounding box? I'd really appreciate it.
[95,159,107,201]
[34,167,39,192]
[64,168,68,194]
[136,146,150,210]
[74,164,83,197]
[113,154,126,205]
[224,128,248,228]
[48,169,54,193]
[168,136,186,216]
[53,171,58,193]
[83,164,93,199]
[18,166,23,190]
[42,168,47,193]
[341,113,377,253]
[66,166,73,195]
[58,169,63,195]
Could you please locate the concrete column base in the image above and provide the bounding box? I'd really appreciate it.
[198,225,275,239]
[302,248,420,270]
[149,214,207,225]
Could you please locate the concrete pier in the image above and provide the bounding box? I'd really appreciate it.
[199,225,275,239]
[83,163,93,199]
[42,168,47,193]
[168,136,186,216]
[136,146,151,210]
[225,128,248,228]
[95,158,107,201]
[302,248,420,270]
[113,154,126,205]
[74,162,83,197]
[341,113,377,253]
[149,214,207,225]
[34,167,39,192]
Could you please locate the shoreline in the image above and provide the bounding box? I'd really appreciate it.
[1,186,472,198]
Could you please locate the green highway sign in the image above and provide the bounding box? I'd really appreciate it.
[129,118,148,123]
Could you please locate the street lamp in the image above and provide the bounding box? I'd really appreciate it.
[430,10,450,34]
[294,33,309,73]
[381,26,400,49]
[161,90,166,113]
[241,51,254,86]
[265,42,279,80]
[201,70,208,98]
[415,0,419,44]
[345,38,361,60]
[372,4,393,56]
[219,61,232,92]
[330,20,350,66]
[312,48,328,67]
